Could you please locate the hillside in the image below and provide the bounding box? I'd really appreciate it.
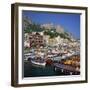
[23,16,75,41]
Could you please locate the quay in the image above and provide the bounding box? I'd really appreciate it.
[53,63,80,75]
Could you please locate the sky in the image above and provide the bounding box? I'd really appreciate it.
[22,10,80,39]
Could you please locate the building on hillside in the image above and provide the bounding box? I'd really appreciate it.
[41,23,54,30]
[55,25,64,33]
[29,32,44,48]
[24,33,30,48]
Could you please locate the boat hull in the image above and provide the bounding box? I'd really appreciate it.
[31,60,46,67]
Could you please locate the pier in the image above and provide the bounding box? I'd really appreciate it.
[53,63,80,75]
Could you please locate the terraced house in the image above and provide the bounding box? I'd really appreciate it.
[29,32,44,48]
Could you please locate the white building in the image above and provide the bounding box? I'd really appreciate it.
[24,33,30,48]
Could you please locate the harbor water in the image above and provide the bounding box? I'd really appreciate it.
[24,61,75,77]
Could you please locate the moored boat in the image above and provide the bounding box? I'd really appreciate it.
[31,58,46,67]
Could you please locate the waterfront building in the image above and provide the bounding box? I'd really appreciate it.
[24,33,30,48]
[29,32,44,48]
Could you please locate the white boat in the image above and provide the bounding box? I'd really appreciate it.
[47,54,54,58]
[52,56,62,61]
[52,49,60,54]
[29,50,46,66]
[24,53,35,61]
[61,55,67,59]
[66,53,72,57]
[31,60,46,66]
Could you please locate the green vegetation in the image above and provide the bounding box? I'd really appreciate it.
[44,29,59,38]
[24,47,30,52]
[64,32,69,36]
[24,28,33,33]
[44,29,71,41]
[24,23,43,33]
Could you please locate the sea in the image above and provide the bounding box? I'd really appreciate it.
[24,61,71,77]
